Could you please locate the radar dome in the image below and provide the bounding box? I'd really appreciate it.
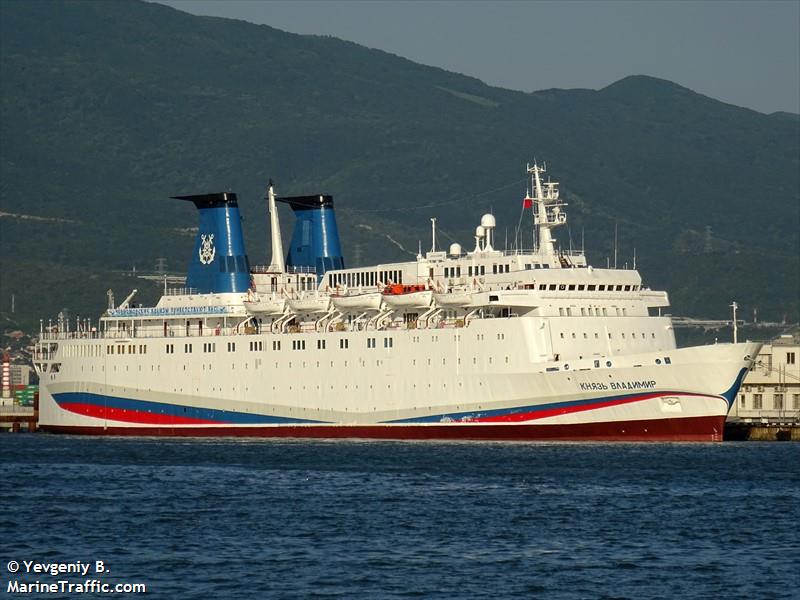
[475,226,485,238]
[449,243,462,257]
[480,214,496,228]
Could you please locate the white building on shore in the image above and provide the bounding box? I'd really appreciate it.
[729,332,800,424]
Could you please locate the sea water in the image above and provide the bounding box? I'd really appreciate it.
[1,436,797,599]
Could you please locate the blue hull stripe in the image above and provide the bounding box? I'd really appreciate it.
[53,392,327,425]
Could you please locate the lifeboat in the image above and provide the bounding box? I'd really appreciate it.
[331,290,383,311]
[381,284,433,309]
[433,289,480,308]
[288,292,331,314]
[243,292,286,315]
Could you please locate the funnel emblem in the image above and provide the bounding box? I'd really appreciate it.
[198,234,216,265]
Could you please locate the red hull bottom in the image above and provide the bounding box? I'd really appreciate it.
[40,415,726,442]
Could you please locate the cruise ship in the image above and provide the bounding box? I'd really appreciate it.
[34,164,760,440]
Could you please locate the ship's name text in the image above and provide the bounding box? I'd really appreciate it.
[579,380,657,392]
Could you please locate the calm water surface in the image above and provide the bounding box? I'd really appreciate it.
[1,436,798,599]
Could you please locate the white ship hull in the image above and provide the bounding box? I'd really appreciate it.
[36,323,758,441]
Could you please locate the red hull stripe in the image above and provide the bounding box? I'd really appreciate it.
[40,415,727,442]
[475,392,661,422]
[58,402,221,425]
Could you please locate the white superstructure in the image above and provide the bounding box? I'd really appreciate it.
[33,163,760,440]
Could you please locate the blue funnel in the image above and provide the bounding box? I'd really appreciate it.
[173,192,250,294]
[278,194,344,280]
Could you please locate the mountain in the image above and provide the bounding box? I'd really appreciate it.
[1,0,798,333]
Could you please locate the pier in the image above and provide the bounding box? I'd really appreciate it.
[0,405,38,432]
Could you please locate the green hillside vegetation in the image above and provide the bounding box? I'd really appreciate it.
[1,0,798,333]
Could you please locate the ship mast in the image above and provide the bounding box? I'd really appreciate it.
[529,162,567,261]
[266,180,285,273]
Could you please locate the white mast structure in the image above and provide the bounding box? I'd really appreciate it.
[529,162,567,262]
[266,180,285,273]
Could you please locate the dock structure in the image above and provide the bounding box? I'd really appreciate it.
[1,354,38,432]
[0,405,38,433]
[726,332,799,441]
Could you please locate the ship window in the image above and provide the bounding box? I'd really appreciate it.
[587,285,596,291]
[568,285,576,291]
[525,264,531,270]
[559,284,566,291]
[617,285,624,291]
[383,338,393,348]
[539,284,546,290]
[367,338,375,349]
[624,285,631,291]
[505,265,510,273]
[594,333,599,339]
[559,308,564,316]
[578,285,585,291]
[598,285,605,291]
[560,333,565,338]
[273,340,281,351]
[788,352,796,365]
[468,266,473,276]
[581,308,586,316]
[340,339,349,349]
[664,357,671,364]
[753,394,763,409]
[549,284,557,291]
[480,266,485,275]
[492,265,497,274]
[318,340,326,350]
[594,360,600,368]
[571,333,576,339]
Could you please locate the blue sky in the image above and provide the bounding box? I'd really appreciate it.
[156,1,799,115]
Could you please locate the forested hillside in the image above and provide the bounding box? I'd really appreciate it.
[1,0,797,331]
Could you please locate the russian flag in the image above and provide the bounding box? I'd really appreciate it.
[522,197,533,209]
